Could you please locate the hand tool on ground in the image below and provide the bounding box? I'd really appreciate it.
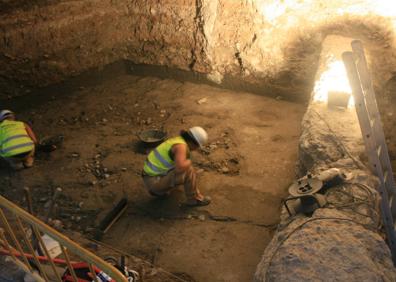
[94,198,128,240]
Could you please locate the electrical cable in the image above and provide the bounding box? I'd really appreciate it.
[324,182,381,229]
[309,109,381,225]
[279,181,379,232]
[265,108,390,280]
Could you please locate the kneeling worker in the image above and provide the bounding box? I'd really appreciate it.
[0,110,37,168]
[142,126,211,206]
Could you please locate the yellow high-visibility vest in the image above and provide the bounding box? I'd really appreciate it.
[0,120,34,158]
[143,136,187,176]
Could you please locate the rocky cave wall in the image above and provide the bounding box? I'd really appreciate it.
[1,0,395,97]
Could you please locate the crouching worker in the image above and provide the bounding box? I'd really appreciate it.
[142,126,211,207]
[0,110,37,168]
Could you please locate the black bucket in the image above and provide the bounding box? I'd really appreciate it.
[137,129,167,148]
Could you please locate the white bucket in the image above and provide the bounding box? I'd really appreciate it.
[40,234,62,258]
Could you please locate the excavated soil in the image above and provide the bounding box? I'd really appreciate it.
[0,65,305,282]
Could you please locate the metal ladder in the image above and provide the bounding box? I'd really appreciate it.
[342,40,396,264]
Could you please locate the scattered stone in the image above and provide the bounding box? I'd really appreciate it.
[121,167,127,171]
[196,168,204,174]
[146,117,152,125]
[197,97,208,105]
[71,153,80,158]
[44,200,51,209]
[104,174,110,179]
[91,180,97,186]
[78,202,84,208]
[39,197,48,203]
[221,166,230,173]
[209,144,218,150]
[51,219,63,229]
[102,118,108,123]
[198,215,206,221]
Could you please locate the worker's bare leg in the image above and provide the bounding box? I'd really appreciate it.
[173,166,203,203]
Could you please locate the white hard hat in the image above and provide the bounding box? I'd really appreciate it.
[0,110,13,122]
[188,126,208,148]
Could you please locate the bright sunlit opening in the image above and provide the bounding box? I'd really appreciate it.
[313,59,354,108]
[258,0,396,28]
[260,2,287,25]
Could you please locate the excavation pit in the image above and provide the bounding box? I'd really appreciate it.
[2,1,396,281]
[0,65,305,281]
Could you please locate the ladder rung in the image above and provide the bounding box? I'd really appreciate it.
[370,116,378,129]
[347,42,396,264]
[377,145,383,158]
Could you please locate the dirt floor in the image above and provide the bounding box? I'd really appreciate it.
[0,69,305,281]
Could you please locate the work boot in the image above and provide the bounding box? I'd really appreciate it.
[186,196,211,207]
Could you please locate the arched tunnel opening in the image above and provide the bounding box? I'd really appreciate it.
[1,1,396,281]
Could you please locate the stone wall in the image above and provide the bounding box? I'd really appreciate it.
[254,103,396,281]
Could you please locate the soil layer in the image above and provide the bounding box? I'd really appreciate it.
[0,71,305,281]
